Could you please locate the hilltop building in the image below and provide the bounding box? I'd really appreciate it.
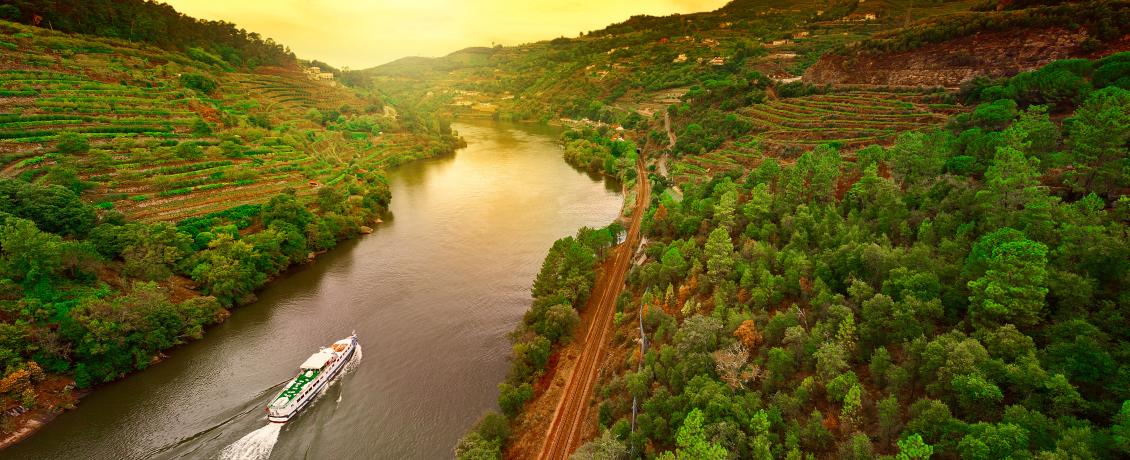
[303,66,333,81]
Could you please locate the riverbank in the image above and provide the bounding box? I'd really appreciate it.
[0,132,461,450]
[456,122,649,458]
[7,121,624,459]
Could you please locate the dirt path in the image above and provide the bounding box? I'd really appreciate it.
[535,159,650,460]
[663,111,677,149]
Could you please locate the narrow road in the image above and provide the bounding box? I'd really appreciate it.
[536,159,650,460]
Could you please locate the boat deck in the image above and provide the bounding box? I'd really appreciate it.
[275,369,321,405]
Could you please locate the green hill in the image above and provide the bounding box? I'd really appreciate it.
[0,10,460,440]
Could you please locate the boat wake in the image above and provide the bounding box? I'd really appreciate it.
[217,345,363,460]
[217,424,281,460]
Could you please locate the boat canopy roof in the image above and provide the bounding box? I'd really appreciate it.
[300,349,334,369]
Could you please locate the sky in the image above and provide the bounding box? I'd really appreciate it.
[162,0,730,69]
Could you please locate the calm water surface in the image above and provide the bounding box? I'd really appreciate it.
[8,121,622,460]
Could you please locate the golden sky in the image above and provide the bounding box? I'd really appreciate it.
[163,0,730,69]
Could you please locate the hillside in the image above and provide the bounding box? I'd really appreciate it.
[0,14,461,445]
[363,1,1127,159]
[805,1,1130,86]
[440,1,1130,460]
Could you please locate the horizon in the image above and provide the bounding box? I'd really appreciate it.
[162,0,730,69]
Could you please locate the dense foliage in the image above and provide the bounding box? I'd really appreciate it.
[573,56,1130,459]
[562,128,640,182]
[0,171,399,426]
[2,0,295,67]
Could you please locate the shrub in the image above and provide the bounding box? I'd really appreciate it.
[180,73,217,93]
[175,142,203,160]
[55,132,89,154]
[497,382,533,416]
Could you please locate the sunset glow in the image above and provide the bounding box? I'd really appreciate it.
[163,0,729,68]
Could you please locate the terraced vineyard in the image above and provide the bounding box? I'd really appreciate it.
[666,87,962,183]
[0,19,449,224]
[747,88,958,148]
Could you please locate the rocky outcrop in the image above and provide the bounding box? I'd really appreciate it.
[804,27,1122,88]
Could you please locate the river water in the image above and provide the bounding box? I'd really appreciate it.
[7,121,623,460]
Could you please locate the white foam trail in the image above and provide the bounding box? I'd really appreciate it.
[218,423,281,460]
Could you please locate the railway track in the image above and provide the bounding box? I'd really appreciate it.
[536,159,649,460]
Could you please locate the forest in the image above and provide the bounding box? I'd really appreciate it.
[0,0,295,68]
[458,47,1130,460]
[594,55,1129,459]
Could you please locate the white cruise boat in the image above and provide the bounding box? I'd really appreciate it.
[266,332,357,423]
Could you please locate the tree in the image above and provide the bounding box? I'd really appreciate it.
[674,315,722,354]
[658,409,727,460]
[967,238,1049,329]
[180,73,217,93]
[814,342,849,383]
[950,373,1003,417]
[55,132,90,154]
[497,382,533,416]
[958,423,1028,460]
[713,189,737,230]
[1114,400,1130,455]
[454,432,501,460]
[262,192,313,229]
[571,430,628,460]
[661,246,688,285]
[122,223,192,281]
[704,227,734,286]
[536,303,579,343]
[0,216,66,286]
[1065,87,1130,198]
[0,180,96,237]
[189,235,265,305]
[977,146,1042,216]
[878,395,901,444]
[896,434,934,460]
[175,142,203,160]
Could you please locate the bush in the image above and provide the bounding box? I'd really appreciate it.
[175,142,203,160]
[498,382,533,416]
[180,73,217,93]
[55,132,89,154]
[192,118,213,136]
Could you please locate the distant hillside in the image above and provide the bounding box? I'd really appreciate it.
[360,0,1126,161]
[358,0,985,159]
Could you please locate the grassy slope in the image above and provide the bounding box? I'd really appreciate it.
[0,19,453,224]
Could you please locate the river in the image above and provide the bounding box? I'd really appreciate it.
[7,121,623,460]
